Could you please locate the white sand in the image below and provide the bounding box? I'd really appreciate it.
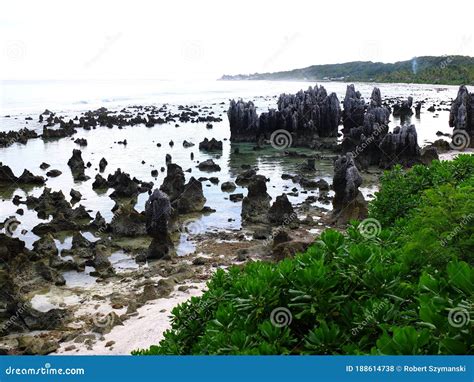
[55,282,205,355]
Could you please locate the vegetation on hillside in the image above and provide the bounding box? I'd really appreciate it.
[133,155,474,355]
[220,56,474,85]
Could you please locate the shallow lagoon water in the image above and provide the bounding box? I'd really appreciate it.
[109,251,139,273]
[63,266,97,288]
[0,112,337,251]
[0,80,469,255]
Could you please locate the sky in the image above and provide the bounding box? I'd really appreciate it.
[0,0,473,80]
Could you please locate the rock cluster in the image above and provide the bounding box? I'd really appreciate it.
[42,124,76,139]
[26,188,71,219]
[341,87,390,169]
[0,128,38,148]
[378,124,421,169]
[0,234,69,336]
[199,138,223,151]
[25,191,92,235]
[228,85,341,147]
[341,86,421,169]
[227,100,259,142]
[160,164,206,213]
[107,169,140,198]
[0,163,45,185]
[90,168,151,197]
[342,84,366,132]
[393,97,414,118]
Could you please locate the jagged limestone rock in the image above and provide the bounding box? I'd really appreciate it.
[330,153,367,225]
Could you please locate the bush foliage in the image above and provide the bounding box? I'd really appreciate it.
[369,155,474,226]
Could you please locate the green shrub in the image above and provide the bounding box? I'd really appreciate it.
[369,155,474,226]
[397,181,474,269]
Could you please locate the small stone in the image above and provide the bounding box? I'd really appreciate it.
[229,193,243,202]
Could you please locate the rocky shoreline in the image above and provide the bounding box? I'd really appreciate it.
[0,83,472,355]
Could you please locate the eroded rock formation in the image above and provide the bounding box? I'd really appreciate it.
[160,163,186,202]
[107,169,139,198]
[330,153,367,225]
[341,87,421,169]
[393,97,413,118]
[228,85,341,147]
[0,234,69,336]
[342,84,366,132]
[268,194,296,225]
[0,128,38,148]
[145,189,173,260]
[160,164,206,214]
[0,163,45,185]
[227,100,259,142]
[175,177,206,214]
[378,124,421,169]
[341,87,391,169]
[67,149,89,181]
[449,85,474,148]
[199,138,223,151]
[241,175,271,225]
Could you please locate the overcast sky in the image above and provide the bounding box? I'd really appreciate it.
[1,0,473,80]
